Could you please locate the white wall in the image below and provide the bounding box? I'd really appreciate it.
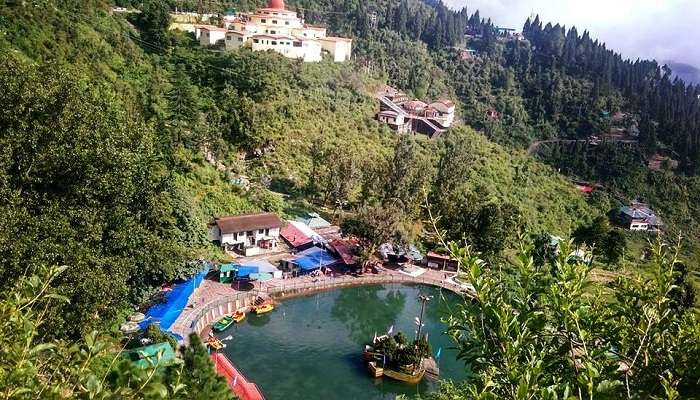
[225,33,248,50]
[320,40,352,62]
[200,30,227,46]
[250,37,322,62]
[220,227,280,246]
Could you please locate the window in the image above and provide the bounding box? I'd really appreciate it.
[247,231,254,236]
[285,21,290,25]
[261,19,267,23]
[265,228,270,236]
[238,37,243,42]
[293,41,302,47]
[253,39,259,43]
[272,20,278,24]
[271,41,277,45]
[269,30,276,34]
[233,233,238,241]
[259,229,264,234]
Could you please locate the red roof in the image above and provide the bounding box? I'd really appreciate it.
[201,26,229,32]
[280,223,312,248]
[252,34,295,40]
[330,239,359,266]
[319,36,353,43]
[575,185,594,194]
[314,226,342,241]
[426,251,455,261]
[304,24,326,31]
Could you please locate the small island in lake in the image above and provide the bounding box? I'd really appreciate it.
[363,332,434,384]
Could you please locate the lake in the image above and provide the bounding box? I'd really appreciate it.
[219,284,468,400]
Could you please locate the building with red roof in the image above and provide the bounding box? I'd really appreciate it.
[329,239,360,267]
[214,0,352,62]
[280,221,316,250]
[376,85,456,138]
[209,213,283,256]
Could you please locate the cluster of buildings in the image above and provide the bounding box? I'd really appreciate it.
[193,0,352,63]
[209,210,463,278]
[209,211,356,276]
[376,85,456,138]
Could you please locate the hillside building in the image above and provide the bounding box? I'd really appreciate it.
[376,85,455,138]
[199,26,228,46]
[219,0,352,62]
[209,212,283,256]
[619,203,663,231]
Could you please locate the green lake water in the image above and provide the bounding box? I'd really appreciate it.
[219,284,469,400]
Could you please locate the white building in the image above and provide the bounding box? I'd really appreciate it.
[199,26,228,46]
[218,0,352,62]
[209,212,283,256]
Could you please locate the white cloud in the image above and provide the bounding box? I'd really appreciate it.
[443,0,700,67]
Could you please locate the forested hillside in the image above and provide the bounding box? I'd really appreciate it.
[1,0,699,398]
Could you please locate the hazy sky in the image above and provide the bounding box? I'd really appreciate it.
[443,0,700,68]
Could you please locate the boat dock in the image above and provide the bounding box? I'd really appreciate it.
[211,352,265,400]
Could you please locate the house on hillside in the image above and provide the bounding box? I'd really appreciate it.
[219,0,352,62]
[425,251,460,271]
[376,85,456,138]
[619,203,663,231]
[209,212,283,256]
[199,26,228,46]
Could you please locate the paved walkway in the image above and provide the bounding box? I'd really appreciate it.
[170,266,472,342]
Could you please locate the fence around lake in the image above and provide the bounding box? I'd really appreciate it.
[179,272,473,340]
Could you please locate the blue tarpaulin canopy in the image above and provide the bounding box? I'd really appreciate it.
[294,247,339,271]
[139,267,209,332]
[235,266,259,279]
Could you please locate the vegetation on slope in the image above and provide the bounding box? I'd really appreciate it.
[1,0,699,398]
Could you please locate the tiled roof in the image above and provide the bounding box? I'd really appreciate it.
[620,205,662,225]
[280,221,313,248]
[200,26,229,32]
[329,239,359,266]
[214,213,283,234]
[319,36,353,43]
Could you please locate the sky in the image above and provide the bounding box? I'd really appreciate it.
[443,0,700,68]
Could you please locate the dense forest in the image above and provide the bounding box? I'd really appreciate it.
[1,0,699,398]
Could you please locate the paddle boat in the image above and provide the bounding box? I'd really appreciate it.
[253,303,274,314]
[207,337,225,351]
[213,315,234,332]
[232,310,246,323]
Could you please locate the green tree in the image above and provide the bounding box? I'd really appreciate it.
[341,202,411,268]
[428,236,700,399]
[0,54,189,337]
[0,265,234,399]
[139,0,172,49]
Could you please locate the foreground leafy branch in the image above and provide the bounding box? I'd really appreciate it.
[424,236,699,399]
[0,266,234,400]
